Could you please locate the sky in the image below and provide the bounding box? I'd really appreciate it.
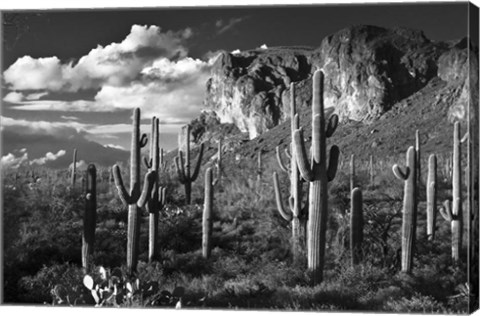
[0,0,473,169]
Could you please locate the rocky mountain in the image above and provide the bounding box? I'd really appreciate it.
[201,25,474,144]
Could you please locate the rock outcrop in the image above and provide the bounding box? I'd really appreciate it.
[202,25,476,140]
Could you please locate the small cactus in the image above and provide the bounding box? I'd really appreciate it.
[175,124,204,205]
[292,70,340,285]
[350,187,363,266]
[392,146,417,273]
[82,164,97,270]
[203,167,214,259]
[112,108,156,274]
[426,154,437,240]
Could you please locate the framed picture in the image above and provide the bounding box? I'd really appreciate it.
[1,1,479,313]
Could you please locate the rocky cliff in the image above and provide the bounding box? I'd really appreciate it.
[202,25,475,141]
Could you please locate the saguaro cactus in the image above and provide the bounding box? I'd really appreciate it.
[82,164,97,270]
[439,122,463,263]
[439,200,461,263]
[71,148,77,189]
[416,130,422,184]
[292,70,340,285]
[145,117,167,263]
[350,187,363,266]
[213,139,222,186]
[392,146,417,273]
[257,150,263,183]
[426,154,437,240]
[350,154,356,192]
[203,167,214,259]
[273,82,306,263]
[175,125,204,205]
[112,108,156,274]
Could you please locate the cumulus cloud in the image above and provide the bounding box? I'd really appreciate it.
[3,91,24,103]
[1,116,86,135]
[61,115,79,121]
[30,149,66,165]
[1,152,29,169]
[4,24,191,92]
[259,44,268,50]
[231,49,241,55]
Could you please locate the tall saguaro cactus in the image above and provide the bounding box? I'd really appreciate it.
[71,148,77,189]
[426,154,437,240]
[273,82,306,264]
[392,146,417,273]
[175,125,204,205]
[112,108,156,274]
[350,154,356,192]
[82,164,97,270]
[416,130,421,184]
[145,117,167,263]
[203,167,214,259]
[213,139,222,186]
[440,122,463,263]
[350,187,363,266]
[292,70,340,285]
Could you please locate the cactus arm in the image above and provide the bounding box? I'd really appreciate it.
[139,133,148,148]
[325,114,339,138]
[174,155,186,184]
[159,186,167,206]
[288,195,295,212]
[112,165,132,206]
[143,157,152,169]
[191,143,204,181]
[137,171,156,208]
[285,147,292,160]
[439,200,453,221]
[293,127,314,181]
[327,145,340,182]
[461,132,469,143]
[392,164,409,180]
[273,172,293,221]
[276,146,289,173]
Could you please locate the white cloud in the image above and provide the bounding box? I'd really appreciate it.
[1,152,29,169]
[4,24,190,92]
[216,17,246,35]
[25,91,48,100]
[231,49,241,55]
[69,159,87,171]
[259,44,268,50]
[60,115,79,121]
[104,143,126,150]
[3,91,24,103]
[141,57,209,80]
[30,149,66,165]
[1,116,86,135]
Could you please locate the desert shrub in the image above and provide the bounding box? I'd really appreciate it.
[384,292,447,313]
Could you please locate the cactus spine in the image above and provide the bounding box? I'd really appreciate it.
[203,167,214,259]
[82,164,97,270]
[350,154,356,192]
[426,154,437,240]
[71,148,77,189]
[273,82,306,264]
[293,70,340,285]
[392,146,417,273]
[175,125,204,205]
[112,108,156,274]
[439,122,463,263]
[145,117,167,263]
[350,187,363,266]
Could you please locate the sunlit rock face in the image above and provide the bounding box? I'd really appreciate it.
[203,25,475,139]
